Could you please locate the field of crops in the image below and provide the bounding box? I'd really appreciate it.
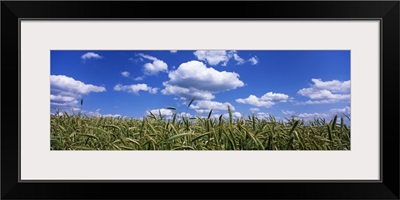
[50,106,350,150]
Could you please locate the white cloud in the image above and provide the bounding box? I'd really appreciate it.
[297,79,350,104]
[129,57,143,63]
[137,53,158,61]
[236,92,289,108]
[190,100,235,113]
[81,52,102,60]
[162,85,216,100]
[236,95,275,108]
[233,53,245,65]
[297,99,337,105]
[298,88,350,100]
[298,112,328,119]
[261,92,289,102]
[250,108,260,112]
[102,114,123,118]
[121,71,130,77]
[52,108,123,119]
[114,83,158,95]
[330,106,351,114]
[222,112,242,119]
[88,112,121,118]
[256,112,269,119]
[170,50,178,53]
[50,94,77,103]
[134,76,144,81]
[51,102,75,108]
[50,75,106,108]
[148,88,159,94]
[312,78,350,93]
[194,50,231,66]
[193,50,255,66]
[137,53,168,75]
[146,108,174,117]
[50,95,78,107]
[161,60,244,100]
[179,112,192,118]
[233,112,242,118]
[143,60,168,75]
[248,56,258,65]
[81,109,123,118]
[51,75,106,95]
[195,109,207,115]
[167,60,244,91]
[282,110,295,115]
[212,114,223,119]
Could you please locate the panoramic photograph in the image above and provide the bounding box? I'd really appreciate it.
[50,50,350,150]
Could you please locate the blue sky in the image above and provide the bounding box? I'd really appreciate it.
[51,50,350,121]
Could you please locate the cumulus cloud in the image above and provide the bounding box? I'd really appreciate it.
[137,53,168,75]
[50,75,106,108]
[81,52,102,60]
[223,112,242,119]
[194,50,231,66]
[137,53,158,61]
[129,57,143,63]
[50,76,105,98]
[233,53,245,65]
[330,106,351,114]
[179,112,192,118]
[50,94,77,103]
[114,83,158,95]
[312,79,350,93]
[297,79,350,104]
[298,100,336,105]
[146,108,174,118]
[134,76,144,81]
[212,114,223,119]
[298,88,349,101]
[149,88,159,94]
[121,71,130,77]
[236,95,275,108]
[162,85,216,100]
[298,112,328,119]
[143,61,168,75]
[209,112,242,120]
[250,108,260,112]
[166,61,244,91]
[161,60,244,100]
[121,71,144,81]
[261,92,289,102]
[50,94,78,107]
[256,112,270,119]
[102,114,123,118]
[236,92,289,108]
[190,100,235,113]
[233,112,242,118]
[195,110,209,115]
[248,56,258,65]
[282,110,295,115]
[51,75,106,96]
[80,109,123,118]
[193,50,259,66]
[88,111,122,118]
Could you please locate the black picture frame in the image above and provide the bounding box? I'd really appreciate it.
[2,1,399,199]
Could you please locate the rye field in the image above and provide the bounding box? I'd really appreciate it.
[50,106,350,151]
